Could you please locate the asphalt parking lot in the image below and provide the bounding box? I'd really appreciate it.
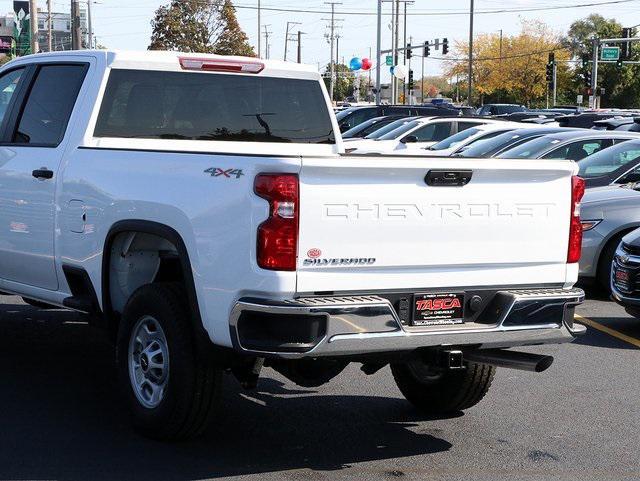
[0,289,638,481]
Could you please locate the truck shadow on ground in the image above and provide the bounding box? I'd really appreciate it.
[0,300,452,480]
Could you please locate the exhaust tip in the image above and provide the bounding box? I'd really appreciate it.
[534,355,554,372]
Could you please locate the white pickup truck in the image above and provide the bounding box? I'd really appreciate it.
[0,50,585,440]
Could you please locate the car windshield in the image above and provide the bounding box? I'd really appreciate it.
[497,136,563,158]
[341,118,379,138]
[376,120,421,140]
[365,117,415,139]
[335,108,356,121]
[429,127,480,150]
[456,131,537,157]
[578,141,640,178]
[495,105,526,114]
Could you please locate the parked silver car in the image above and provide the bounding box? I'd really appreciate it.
[580,183,640,290]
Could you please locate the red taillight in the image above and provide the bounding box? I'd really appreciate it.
[255,174,299,271]
[567,175,585,263]
[179,57,264,74]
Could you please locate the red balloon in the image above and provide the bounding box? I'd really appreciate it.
[361,58,372,70]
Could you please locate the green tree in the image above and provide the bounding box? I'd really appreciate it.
[563,14,638,108]
[149,0,254,57]
[322,64,356,100]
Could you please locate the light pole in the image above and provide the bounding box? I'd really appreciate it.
[467,0,474,105]
[375,0,382,104]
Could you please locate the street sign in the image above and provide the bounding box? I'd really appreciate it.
[577,94,583,104]
[601,46,620,60]
[385,55,393,66]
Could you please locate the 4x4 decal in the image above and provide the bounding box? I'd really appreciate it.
[204,168,244,179]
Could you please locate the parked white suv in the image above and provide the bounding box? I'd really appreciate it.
[0,50,585,441]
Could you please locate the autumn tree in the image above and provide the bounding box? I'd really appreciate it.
[444,21,570,106]
[213,0,255,56]
[149,0,255,57]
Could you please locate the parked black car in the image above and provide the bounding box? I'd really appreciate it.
[341,115,407,139]
[592,117,640,132]
[476,104,526,116]
[611,227,640,317]
[558,112,639,128]
[335,105,461,132]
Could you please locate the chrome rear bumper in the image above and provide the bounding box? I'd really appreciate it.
[229,288,585,359]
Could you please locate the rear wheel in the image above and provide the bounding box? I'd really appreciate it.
[116,282,222,441]
[391,360,495,415]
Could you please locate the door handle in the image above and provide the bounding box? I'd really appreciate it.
[425,170,472,187]
[32,168,54,180]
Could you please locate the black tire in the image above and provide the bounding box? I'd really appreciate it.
[22,297,56,309]
[597,233,628,292]
[116,282,222,441]
[391,360,495,415]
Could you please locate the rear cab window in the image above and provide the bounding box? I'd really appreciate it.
[94,69,335,144]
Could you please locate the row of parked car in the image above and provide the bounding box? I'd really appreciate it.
[335,104,640,317]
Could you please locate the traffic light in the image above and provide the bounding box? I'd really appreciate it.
[584,69,592,88]
[546,52,555,85]
[406,43,412,60]
[408,69,414,90]
[424,42,430,57]
[442,38,449,55]
[616,58,624,69]
[581,54,590,69]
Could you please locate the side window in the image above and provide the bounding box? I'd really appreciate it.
[13,64,87,146]
[456,121,480,133]
[412,122,452,142]
[618,165,640,184]
[0,68,24,127]
[542,139,610,161]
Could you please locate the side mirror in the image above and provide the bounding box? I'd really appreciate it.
[402,135,418,144]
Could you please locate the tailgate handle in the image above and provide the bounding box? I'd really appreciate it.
[425,170,472,187]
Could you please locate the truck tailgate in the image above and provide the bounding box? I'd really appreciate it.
[297,155,578,293]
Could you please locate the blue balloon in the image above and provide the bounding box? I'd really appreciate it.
[349,57,362,71]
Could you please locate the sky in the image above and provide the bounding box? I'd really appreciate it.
[4,0,640,84]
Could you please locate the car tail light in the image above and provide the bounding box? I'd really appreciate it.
[254,174,299,271]
[567,175,585,263]
[179,57,264,74]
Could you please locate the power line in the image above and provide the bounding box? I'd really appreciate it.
[227,0,639,16]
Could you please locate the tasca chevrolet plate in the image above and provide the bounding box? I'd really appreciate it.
[412,292,465,326]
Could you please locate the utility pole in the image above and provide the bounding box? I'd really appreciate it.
[375,0,382,105]
[467,0,475,105]
[47,0,52,52]
[403,3,407,104]
[263,24,271,59]
[29,0,38,54]
[87,0,93,48]
[552,60,557,107]
[393,0,399,103]
[591,36,599,108]
[71,0,82,50]
[283,21,300,61]
[297,31,304,63]
[335,34,340,67]
[257,0,261,58]
[324,2,342,103]
[421,52,425,104]
[498,29,502,102]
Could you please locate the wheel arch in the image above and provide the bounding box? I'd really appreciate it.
[595,224,640,278]
[102,220,212,352]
